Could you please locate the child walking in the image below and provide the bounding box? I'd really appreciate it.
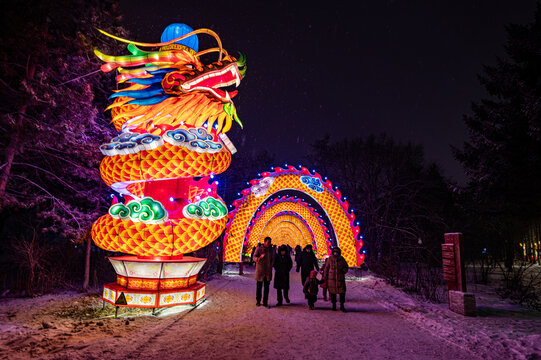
[319,255,329,301]
[303,270,322,310]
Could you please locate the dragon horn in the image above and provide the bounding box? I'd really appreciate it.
[195,47,229,58]
[95,27,224,61]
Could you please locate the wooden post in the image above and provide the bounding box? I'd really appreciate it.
[217,237,224,274]
[82,233,91,291]
[442,233,466,292]
[442,233,475,316]
[441,243,457,290]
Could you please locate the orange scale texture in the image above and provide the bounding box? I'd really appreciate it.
[92,215,227,256]
[100,144,231,187]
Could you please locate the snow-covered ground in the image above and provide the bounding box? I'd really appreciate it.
[0,267,539,359]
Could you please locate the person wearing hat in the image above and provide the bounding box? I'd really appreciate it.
[296,244,319,286]
[303,270,322,310]
[294,245,302,267]
[254,236,274,308]
[273,244,293,306]
[324,246,349,312]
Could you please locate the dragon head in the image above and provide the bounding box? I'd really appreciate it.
[94,24,246,135]
[161,52,245,103]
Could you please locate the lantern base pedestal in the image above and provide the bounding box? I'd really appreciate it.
[102,255,207,309]
[102,281,206,308]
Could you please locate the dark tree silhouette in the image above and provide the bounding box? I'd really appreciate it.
[309,134,454,267]
[0,0,127,294]
[453,6,541,268]
[308,134,456,300]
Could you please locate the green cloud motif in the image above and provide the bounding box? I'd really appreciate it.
[183,197,228,220]
[109,197,168,224]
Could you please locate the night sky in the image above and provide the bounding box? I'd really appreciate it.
[118,0,539,183]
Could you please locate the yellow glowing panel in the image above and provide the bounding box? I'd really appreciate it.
[125,293,157,307]
[103,288,116,303]
[161,262,195,278]
[109,259,127,277]
[159,290,194,306]
[124,261,162,278]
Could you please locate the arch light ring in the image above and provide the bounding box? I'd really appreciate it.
[224,166,364,266]
[264,216,314,248]
[246,200,328,258]
[272,228,301,248]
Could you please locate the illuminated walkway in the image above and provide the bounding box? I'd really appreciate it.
[119,271,476,359]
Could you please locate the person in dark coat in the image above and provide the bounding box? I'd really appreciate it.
[324,246,349,312]
[294,245,302,266]
[319,255,329,301]
[250,245,257,266]
[296,244,319,286]
[254,237,275,308]
[273,244,293,306]
[303,270,322,310]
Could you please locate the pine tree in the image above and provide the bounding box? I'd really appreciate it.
[453,6,541,266]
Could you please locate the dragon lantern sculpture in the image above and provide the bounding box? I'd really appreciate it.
[91,23,245,309]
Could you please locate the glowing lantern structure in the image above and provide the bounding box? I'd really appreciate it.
[224,166,365,267]
[91,23,245,309]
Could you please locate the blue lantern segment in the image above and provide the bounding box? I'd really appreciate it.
[160,23,199,52]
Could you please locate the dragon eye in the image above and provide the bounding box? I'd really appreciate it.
[185,64,195,69]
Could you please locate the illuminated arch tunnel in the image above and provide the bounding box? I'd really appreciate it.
[223,165,365,267]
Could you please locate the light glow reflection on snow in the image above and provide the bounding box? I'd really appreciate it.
[158,299,208,318]
[101,300,208,319]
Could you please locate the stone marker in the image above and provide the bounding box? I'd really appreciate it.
[449,290,477,316]
[442,233,476,316]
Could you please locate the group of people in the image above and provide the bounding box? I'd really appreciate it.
[253,237,349,312]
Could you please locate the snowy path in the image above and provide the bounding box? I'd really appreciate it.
[115,272,477,360]
[0,270,539,359]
